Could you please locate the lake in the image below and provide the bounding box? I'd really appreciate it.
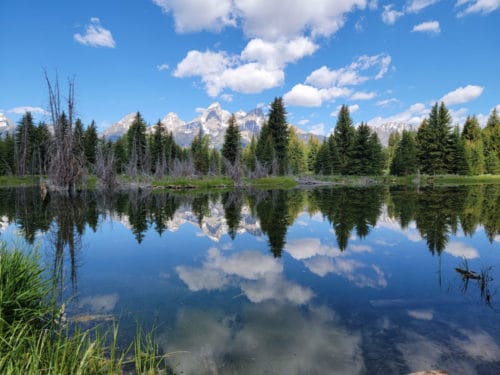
[1,185,499,374]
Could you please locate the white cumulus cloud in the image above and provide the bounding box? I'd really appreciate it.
[382,4,404,24]
[174,37,318,97]
[152,0,235,32]
[351,91,376,100]
[456,0,500,17]
[412,20,441,34]
[74,18,116,48]
[439,85,484,106]
[405,0,440,13]
[8,106,48,115]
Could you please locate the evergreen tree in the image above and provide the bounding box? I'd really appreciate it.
[351,123,371,175]
[386,131,401,171]
[0,134,15,175]
[72,118,85,168]
[417,103,452,174]
[462,116,485,175]
[221,114,241,166]
[209,148,221,175]
[367,132,384,175]
[462,115,482,142]
[267,97,289,175]
[333,105,356,175]
[83,121,98,169]
[287,127,307,174]
[33,122,51,175]
[390,130,418,176]
[448,126,468,175]
[151,120,165,175]
[483,108,500,174]
[113,137,128,174]
[256,122,274,173]
[242,135,257,173]
[314,138,332,175]
[15,112,36,175]
[306,135,320,173]
[126,112,147,174]
[190,130,210,175]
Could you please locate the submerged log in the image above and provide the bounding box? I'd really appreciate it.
[455,267,481,280]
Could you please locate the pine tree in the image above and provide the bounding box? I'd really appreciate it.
[209,148,222,175]
[306,135,320,173]
[126,112,147,175]
[287,127,307,174]
[333,105,355,175]
[386,131,401,170]
[267,97,289,175]
[113,137,128,174]
[221,114,241,166]
[351,123,371,175]
[417,103,452,174]
[448,126,468,175]
[390,130,418,176]
[15,112,36,175]
[314,138,332,175]
[190,130,210,175]
[151,120,165,175]
[462,116,485,175]
[83,121,98,169]
[367,132,384,175]
[256,122,274,173]
[483,108,500,174]
[242,135,257,173]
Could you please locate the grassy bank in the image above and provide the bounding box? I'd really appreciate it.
[152,175,233,190]
[248,176,297,189]
[0,176,40,187]
[0,243,169,374]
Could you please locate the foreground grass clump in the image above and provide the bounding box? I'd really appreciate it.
[0,243,170,374]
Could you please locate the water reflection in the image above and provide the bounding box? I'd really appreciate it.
[2,185,498,258]
[1,185,500,373]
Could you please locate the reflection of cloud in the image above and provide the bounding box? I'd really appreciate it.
[79,294,118,313]
[407,309,433,320]
[350,244,372,253]
[304,256,387,288]
[454,330,500,362]
[375,239,396,247]
[444,242,479,259]
[176,247,313,305]
[285,238,340,260]
[396,328,500,374]
[161,303,365,374]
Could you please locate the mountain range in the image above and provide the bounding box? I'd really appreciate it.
[102,103,416,147]
[1,105,416,147]
[0,113,16,135]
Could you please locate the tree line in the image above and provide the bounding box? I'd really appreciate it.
[1,91,499,188]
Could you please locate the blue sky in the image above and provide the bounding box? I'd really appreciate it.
[1,0,499,134]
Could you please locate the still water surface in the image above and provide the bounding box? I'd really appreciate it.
[1,185,499,374]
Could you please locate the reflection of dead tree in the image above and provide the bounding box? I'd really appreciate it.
[455,258,494,306]
[45,72,85,196]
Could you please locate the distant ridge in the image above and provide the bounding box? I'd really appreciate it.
[101,103,416,147]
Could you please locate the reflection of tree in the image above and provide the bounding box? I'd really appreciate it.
[127,190,149,244]
[481,184,500,242]
[222,191,243,240]
[310,187,384,250]
[252,190,305,257]
[389,185,500,255]
[191,194,210,227]
[149,194,180,236]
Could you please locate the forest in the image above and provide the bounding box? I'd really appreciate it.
[1,93,499,191]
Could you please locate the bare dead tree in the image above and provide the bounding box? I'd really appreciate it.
[95,142,117,192]
[45,71,85,195]
[223,157,243,187]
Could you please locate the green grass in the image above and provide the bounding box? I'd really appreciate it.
[0,242,171,374]
[0,175,40,187]
[153,176,233,190]
[249,176,297,189]
[426,174,500,185]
